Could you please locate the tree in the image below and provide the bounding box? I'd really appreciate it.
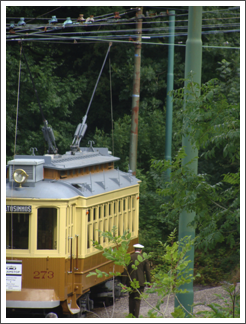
[150,63,240,278]
[6,42,86,160]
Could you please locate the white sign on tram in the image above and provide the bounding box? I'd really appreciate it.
[6,261,22,291]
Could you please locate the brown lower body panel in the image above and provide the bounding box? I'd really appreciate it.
[6,237,138,314]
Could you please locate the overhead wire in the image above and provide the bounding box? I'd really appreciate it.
[6,17,240,32]
[6,6,240,25]
[6,15,240,40]
[6,8,139,24]
[6,8,240,40]
[109,54,114,156]
[15,21,241,33]
[6,6,240,50]
[6,20,240,41]
[6,15,240,30]
[6,26,240,44]
[8,35,239,50]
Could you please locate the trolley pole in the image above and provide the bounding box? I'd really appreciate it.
[164,10,175,182]
[174,6,202,316]
[129,7,143,176]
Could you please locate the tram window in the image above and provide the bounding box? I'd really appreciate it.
[37,208,57,250]
[6,213,29,249]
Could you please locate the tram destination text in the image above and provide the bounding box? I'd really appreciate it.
[6,205,32,213]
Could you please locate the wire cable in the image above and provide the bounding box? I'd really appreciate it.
[109,55,114,156]
[10,36,239,50]
[11,43,23,254]
[14,44,22,159]
[6,22,240,42]
[86,42,112,117]
[7,26,240,44]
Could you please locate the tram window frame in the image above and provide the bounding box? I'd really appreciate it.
[6,213,29,249]
[37,208,57,250]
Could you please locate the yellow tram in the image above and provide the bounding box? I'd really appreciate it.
[6,144,140,317]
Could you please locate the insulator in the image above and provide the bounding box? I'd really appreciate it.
[74,123,82,137]
[47,127,56,143]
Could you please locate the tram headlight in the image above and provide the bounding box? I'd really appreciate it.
[13,169,29,187]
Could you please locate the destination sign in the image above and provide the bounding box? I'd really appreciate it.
[6,205,32,213]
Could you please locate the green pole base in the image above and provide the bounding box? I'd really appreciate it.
[174,289,194,317]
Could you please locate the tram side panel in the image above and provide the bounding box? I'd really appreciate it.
[75,186,140,293]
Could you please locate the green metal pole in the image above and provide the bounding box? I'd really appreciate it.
[174,6,202,316]
[129,7,142,176]
[164,10,175,182]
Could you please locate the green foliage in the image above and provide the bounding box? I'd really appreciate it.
[196,282,240,318]
[171,307,186,318]
[150,229,199,300]
[86,227,240,318]
[6,45,86,160]
[194,247,239,286]
[153,69,240,256]
[92,226,132,268]
[87,227,200,318]
[92,108,168,172]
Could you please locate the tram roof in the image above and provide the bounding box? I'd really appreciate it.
[7,147,140,199]
[13,147,120,170]
[6,168,140,199]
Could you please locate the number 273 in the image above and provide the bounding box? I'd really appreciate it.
[33,271,54,279]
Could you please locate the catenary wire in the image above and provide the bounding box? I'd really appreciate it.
[6,28,240,43]
[7,36,240,50]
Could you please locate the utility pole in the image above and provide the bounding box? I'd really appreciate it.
[174,6,202,316]
[129,7,143,176]
[164,10,175,182]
